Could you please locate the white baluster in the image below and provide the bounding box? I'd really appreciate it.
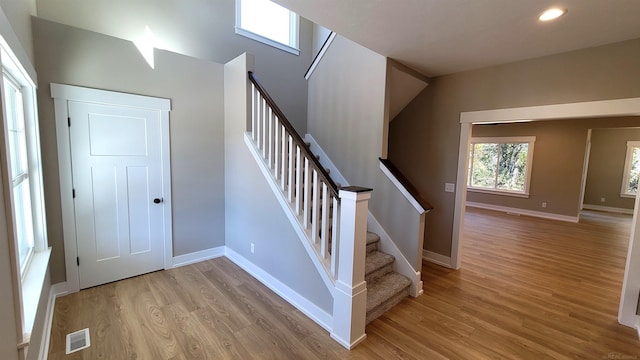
[251,85,257,141]
[331,196,339,276]
[321,183,330,258]
[295,146,303,214]
[311,171,320,242]
[262,98,268,158]
[273,116,280,178]
[303,159,311,228]
[287,135,294,202]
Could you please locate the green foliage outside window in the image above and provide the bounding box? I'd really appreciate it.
[469,142,529,193]
[627,147,640,194]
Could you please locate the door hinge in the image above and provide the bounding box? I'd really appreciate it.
[76,257,79,266]
[72,189,76,198]
[68,117,71,127]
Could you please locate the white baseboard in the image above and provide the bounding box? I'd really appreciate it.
[39,283,69,360]
[423,250,454,269]
[224,247,333,332]
[582,204,634,215]
[466,201,579,223]
[171,246,225,268]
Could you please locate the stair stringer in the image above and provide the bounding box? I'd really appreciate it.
[243,133,336,293]
[305,133,423,297]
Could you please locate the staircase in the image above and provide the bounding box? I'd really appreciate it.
[245,69,413,347]
[365,232,411,324]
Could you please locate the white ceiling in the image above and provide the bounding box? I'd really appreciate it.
[273,0,640,76]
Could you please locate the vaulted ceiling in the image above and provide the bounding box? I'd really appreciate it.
[274,0,640,76]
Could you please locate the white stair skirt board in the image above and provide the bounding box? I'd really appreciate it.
[305,133,423,297]
[423,250,453,269]
[582,204,634,215]
[171,246,226,268]
[305,32,337,80]
[225,247,333,332]
[466,201,579,223]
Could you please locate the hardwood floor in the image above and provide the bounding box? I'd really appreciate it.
[49,208,640,359]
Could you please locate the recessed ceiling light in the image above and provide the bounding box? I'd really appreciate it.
[538,7,567,22]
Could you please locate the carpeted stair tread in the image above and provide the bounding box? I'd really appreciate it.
[366,272,411,315]
[365,251,394,282]
[366,232,380,253]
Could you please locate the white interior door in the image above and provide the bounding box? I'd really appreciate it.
[69,101,166,289]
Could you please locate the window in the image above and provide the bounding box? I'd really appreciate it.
[468,137,535,196]
[0,32,49,341]
[235,0,300,55]
[3,73,35,275]
[621,141,640,198]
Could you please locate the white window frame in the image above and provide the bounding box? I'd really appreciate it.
[0,31,50,344]
[467,136,536,198]
[235,0,300,55]
[620,141,640,198]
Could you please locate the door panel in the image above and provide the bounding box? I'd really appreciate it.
[69,101,165,289]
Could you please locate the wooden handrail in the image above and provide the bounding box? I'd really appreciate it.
[379,158,433,211]
[248,71,340,198]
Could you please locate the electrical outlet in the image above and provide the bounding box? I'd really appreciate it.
[601,197,606,203]
[444,183,455,193]
[251,243,255,254]
[541,202,547,208]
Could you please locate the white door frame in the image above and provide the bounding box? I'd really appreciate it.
[51,83,173,294]
[452,97,640,328]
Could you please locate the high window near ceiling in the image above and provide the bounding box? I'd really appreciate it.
[235,0,300,55]
[621,141,640,198]
[468,137,536,197]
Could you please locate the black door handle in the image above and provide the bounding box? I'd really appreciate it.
[153,198,163,204]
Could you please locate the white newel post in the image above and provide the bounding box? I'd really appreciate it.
[331,186,372,349]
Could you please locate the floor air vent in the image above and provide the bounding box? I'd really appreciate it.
[66,328,90,354]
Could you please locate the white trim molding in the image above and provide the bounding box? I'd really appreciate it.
[466,201,579,223]
[379,161,427,214]
[305,32,336,80]
[171,247,226,268]
[582,204,634,215]
[422,250,453,269]
[39,282,69,360]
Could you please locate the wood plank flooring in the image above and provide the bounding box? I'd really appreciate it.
[49,208,640,359]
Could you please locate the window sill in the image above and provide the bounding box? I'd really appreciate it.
[467,187,530,198]
[235,27,300,55]
[620,193,637,199]
[21,247,51,340]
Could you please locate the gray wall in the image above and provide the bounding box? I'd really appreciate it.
[224,54,333,313]
[389,38,640,257]
[584,127,640,210]
[35,0,313,133]
[0,0,35,62]
[33,18,226,283]
[307,35,425,270]
[469,118,640,217]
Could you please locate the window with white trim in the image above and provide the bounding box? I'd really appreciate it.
[235,0,300,55]
[3,72,35,275]
[621,141,640,198]
[468,137,536,196]
[0,33,49,341]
